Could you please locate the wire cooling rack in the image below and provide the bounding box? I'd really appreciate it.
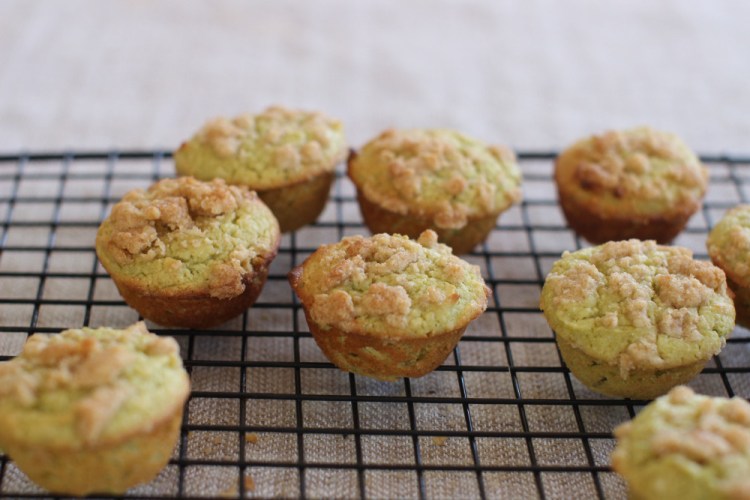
[1,151,750,500]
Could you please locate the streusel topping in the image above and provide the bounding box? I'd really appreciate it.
[348,129,522,229]
[540,240,734,376]
[291,230,490,337]
[96,177,279,299]
[556,127,707,215]
[708,205,750,288]
[0,323,189,446]
[174,106,347,188]
[612,386,750,498]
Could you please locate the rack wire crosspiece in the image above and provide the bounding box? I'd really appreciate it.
[0,150,749,499]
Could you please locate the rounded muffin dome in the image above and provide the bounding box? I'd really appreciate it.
[174,105,347,189]
[348,128,522,253]
[613,386,750,499]
[0,322,189,495]
[289,230,491,380]
[555,127,708,243]
[349,128,521,229]
[96,176,280,327]
[540,239,734,398]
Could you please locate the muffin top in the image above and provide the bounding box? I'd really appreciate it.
[289,230,491,337]
[347,129,522,229]
[555,127,707,217]
[612,386,750,499]
[707,205,750,288]
[174,105,347,189]
[540,239,734,377]
[96,177,279,299]
[0,322,189,449]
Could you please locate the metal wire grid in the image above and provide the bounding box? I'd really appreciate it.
[0,151,749,499]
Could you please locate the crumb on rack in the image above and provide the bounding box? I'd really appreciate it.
[219,484,238,498]
[245,432,259,444]
[432,436,448,446]
[244,475,255,492]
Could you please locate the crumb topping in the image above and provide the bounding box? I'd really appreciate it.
[557,127,707,214]
[349,129,522,229]
[540,240,735,375]
[0,323,186,444]
[97,177,279,299]
[292,230,490,337]
[175,105,347,188]
[708,205,750,288]
[613,386,750,497]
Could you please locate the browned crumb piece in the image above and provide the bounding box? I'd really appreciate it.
[105,177,241,266]
[244,475,255,492]
[432,436,449,446]
[219,484,238,498]
[245,432,259,444]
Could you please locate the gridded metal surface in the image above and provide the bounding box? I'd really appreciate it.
[1,150,750,499]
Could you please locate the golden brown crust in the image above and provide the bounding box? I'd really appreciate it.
[708,208,750,287]
[112,241,277,328]
[300,306,466,381]
[556,336,708,399]
[256,170,335,232]
[3,409,183,495]
[356,189,500,255]
[723,275,750,329]
[706,205,750,329]
[557,187,697,244]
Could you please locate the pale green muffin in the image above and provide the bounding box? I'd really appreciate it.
[707,205,750,328]
[347,128,522,254]
[96,176,280,328]
[540,239,734,399]
[174,105,347,232]
[612,385,750,499]
[289,230,491,380]
[555,127,708,243]
[0,322,190,495]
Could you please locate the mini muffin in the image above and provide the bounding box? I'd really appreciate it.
[347,129,522,254]
[288,230,490,380]
[174,105,347,232]
[0,322,190,496]
[555,127,708,244]
[612,385,750,499]
[707,205,750,328]
[540,239,734,399]
[96,176,280,328]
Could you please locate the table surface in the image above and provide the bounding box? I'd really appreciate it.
[1,2,750,499]
[0,0,749,153]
